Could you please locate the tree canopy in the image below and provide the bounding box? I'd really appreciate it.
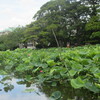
[0,0,100,50]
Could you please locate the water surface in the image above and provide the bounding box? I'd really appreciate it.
[0,75,99,100]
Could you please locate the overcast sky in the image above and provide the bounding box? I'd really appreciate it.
[0,0,50,31]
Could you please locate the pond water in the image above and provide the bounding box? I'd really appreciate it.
[0,76,48,100]
[0,75,99,100]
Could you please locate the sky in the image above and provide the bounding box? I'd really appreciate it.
[0,78,48,100]
[0,0,50,31]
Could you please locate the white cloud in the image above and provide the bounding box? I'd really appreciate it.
[0,8,12,14]
[19,0,35,6]
[0,94,48,100]
[0,78,48,100]
[0,0,50,31]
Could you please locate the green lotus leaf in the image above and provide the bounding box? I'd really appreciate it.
[50,91,61,100]
[71,77,85,89]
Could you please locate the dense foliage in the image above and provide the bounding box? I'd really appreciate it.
[0,27,25,50]
[0,0,100,50]
[0,45,100,94]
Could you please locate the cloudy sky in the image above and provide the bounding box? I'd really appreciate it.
[0,78,48,100]
[0,0,50,31]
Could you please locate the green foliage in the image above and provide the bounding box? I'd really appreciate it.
[25,0,91,47]
[23,88,35,93]
[50,91,61,100]
[86,16,100,31]
[0,70,8,75]
[85,15,100,43]
[1,0,100,49]
[0,26,25,50]
[71,77,85,89]
[0,45,100,93]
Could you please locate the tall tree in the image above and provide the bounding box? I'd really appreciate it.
[0,26,25,50]
[33,0,90,46]
[84,0,100,43]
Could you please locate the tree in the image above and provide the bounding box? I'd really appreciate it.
[85,15,100,43]
[81,0,100,17]
[0,26,25,50]
[84,0,100,43]
[33,0,90,46]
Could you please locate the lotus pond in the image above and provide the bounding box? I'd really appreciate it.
[0,45,100,100]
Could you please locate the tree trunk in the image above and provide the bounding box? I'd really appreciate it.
[52,29,60,47]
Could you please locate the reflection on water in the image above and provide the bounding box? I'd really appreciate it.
[0,77,48,100]
[0,94,48,100]
[38,83,100,100]
[0,75,100,100]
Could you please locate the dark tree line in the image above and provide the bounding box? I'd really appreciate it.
[0,0,100,50]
